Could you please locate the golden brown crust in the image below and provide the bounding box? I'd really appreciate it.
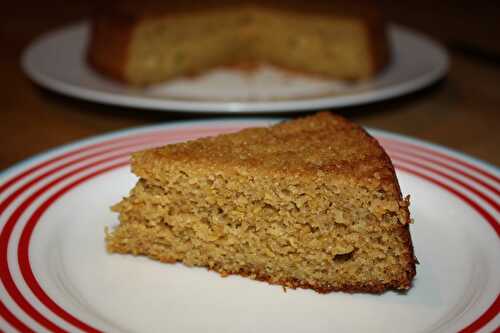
[133,113,403,202]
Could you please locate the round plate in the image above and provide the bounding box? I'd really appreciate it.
[21,22,448,113]
[0,119,498,332]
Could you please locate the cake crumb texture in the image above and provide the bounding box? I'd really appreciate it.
[107,112,416,293]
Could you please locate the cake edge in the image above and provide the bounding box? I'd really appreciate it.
[86,10,135,83]
[109,113,417,294]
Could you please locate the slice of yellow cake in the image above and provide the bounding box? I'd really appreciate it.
[87,1,389,85]
[107,112,416,293]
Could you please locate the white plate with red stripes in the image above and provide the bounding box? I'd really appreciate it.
[0,119,498,333]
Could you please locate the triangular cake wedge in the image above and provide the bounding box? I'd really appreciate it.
[107,112,416,293]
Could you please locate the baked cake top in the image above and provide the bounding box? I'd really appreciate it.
[132,113,401,198]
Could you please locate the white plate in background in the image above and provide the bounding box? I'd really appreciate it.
[22,22,448,113]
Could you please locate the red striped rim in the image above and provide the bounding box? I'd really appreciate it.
[0,300,35,333]
[1,157,130,333]
[19,162,128,333]
[0,142,155,216]
[0,125,498,333]
[0,129,170,195]
[380,138,500,185]
[0,140,182,331]
[391,152,500,214]
[0,124,252,332]
[383,144,500,197]
[393,163,500,333]
[0,125,247,196]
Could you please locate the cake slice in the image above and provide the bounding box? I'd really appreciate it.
[107,113,416,293]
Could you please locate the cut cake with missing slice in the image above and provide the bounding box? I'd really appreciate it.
[87,1,389,85]
[107,112,416,293]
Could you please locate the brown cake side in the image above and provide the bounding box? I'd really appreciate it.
[87,0,390,85]
[107,112,416,293]
[86,8,135,83]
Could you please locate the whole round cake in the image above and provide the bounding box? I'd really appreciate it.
[87,0,390,85]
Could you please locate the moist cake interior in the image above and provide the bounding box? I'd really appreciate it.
[107,113,416,293]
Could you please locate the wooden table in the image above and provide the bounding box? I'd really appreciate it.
[1,0,499,170]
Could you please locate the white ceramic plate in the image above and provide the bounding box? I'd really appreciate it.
[1,119,498,333]
[21,22,448,113]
